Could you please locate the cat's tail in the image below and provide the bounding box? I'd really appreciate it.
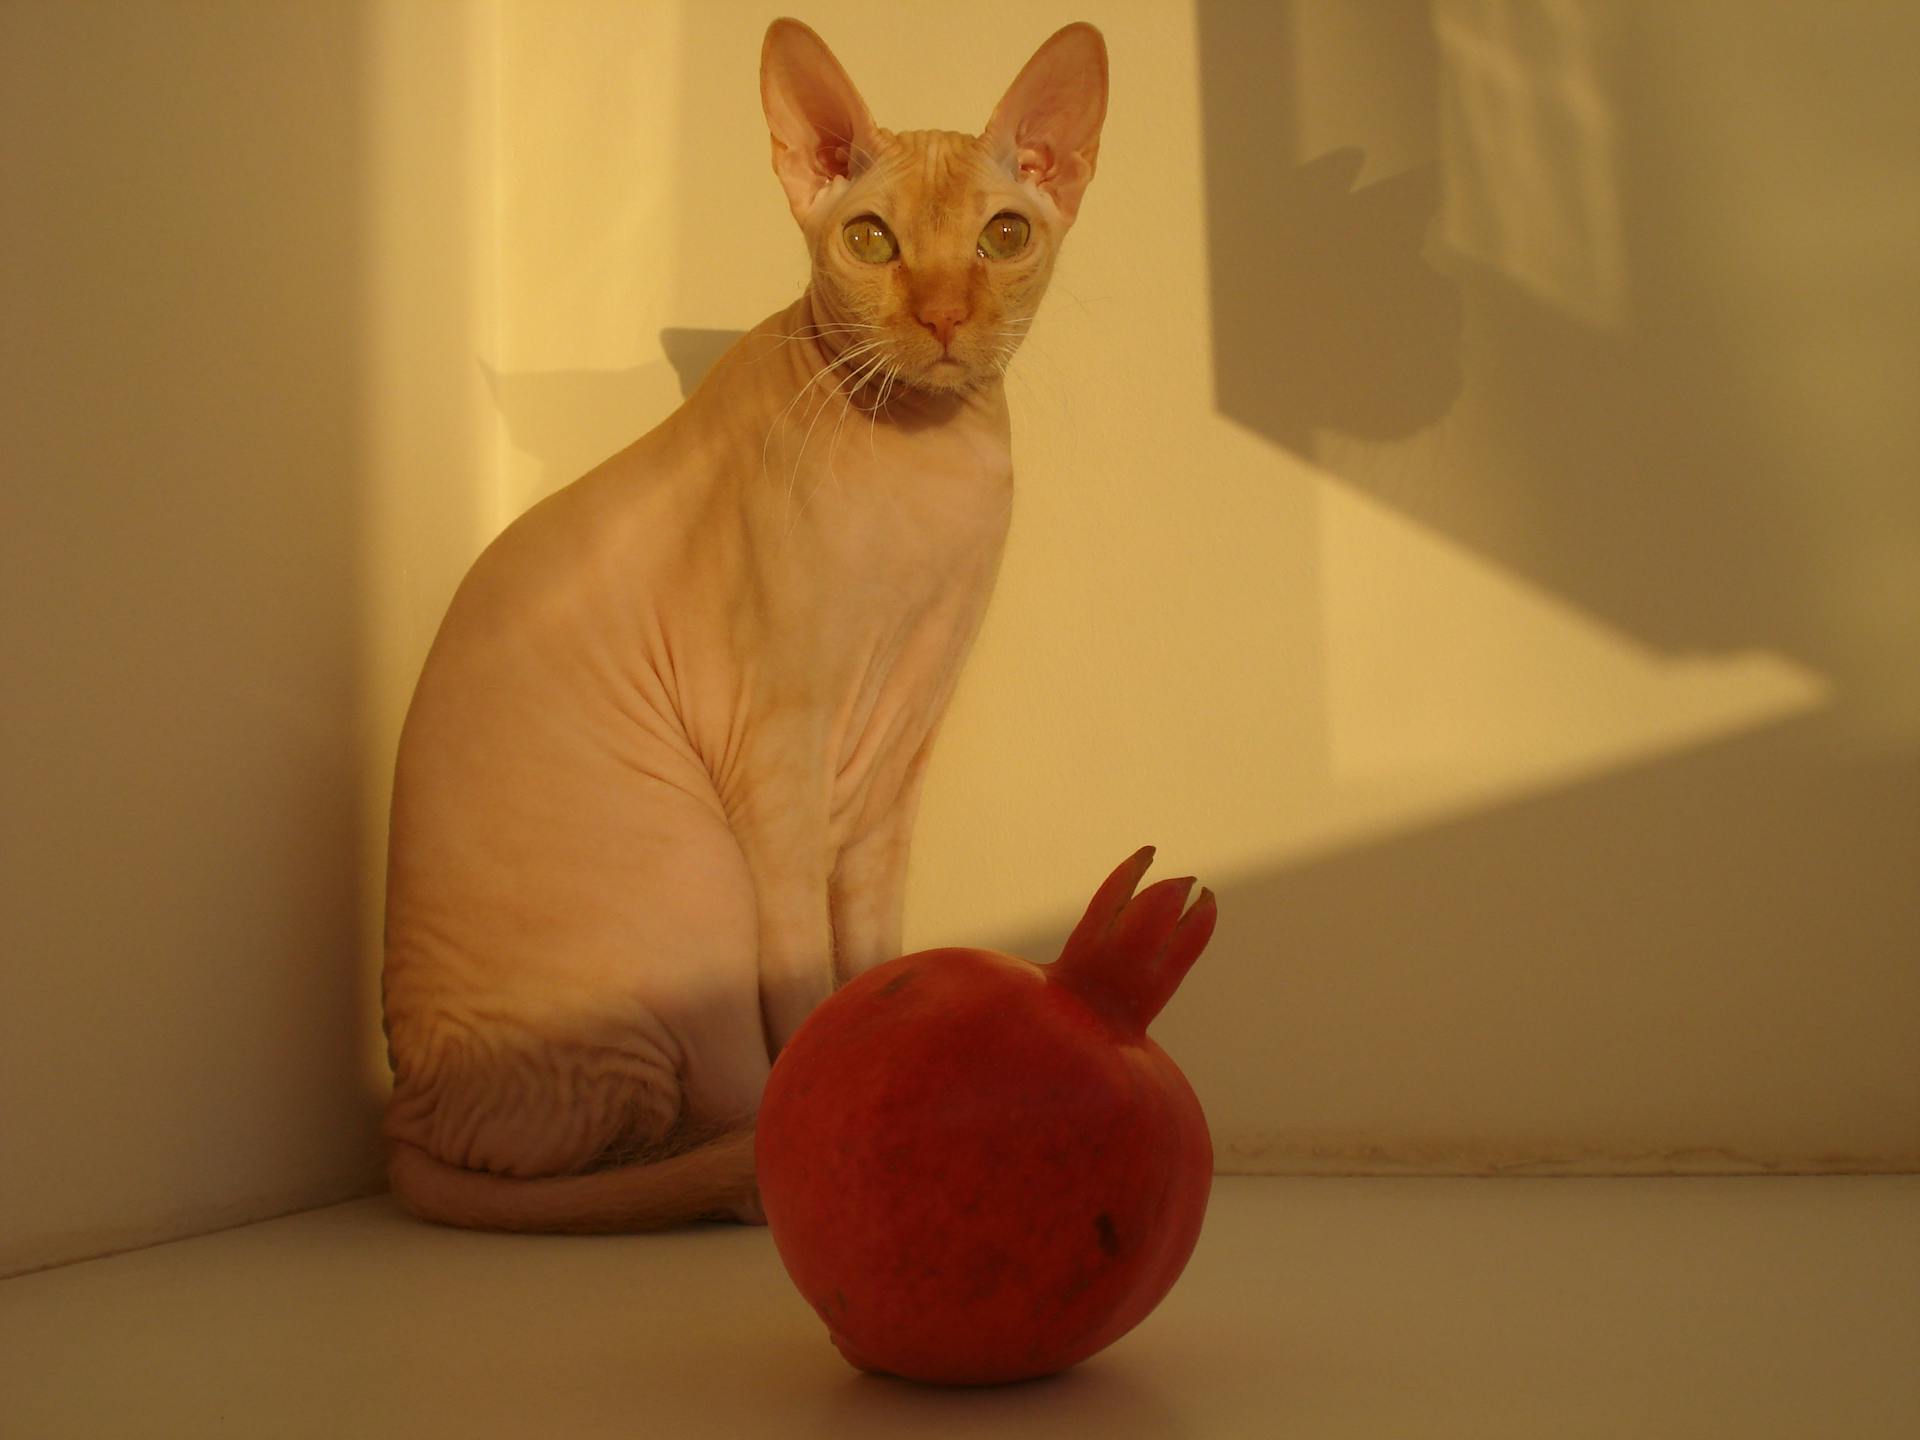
[386,1130,761,1233]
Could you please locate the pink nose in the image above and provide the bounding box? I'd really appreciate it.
[917,303,967,349]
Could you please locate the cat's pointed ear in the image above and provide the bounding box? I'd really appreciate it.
[761,19,880,225]
[983,23,1108,226]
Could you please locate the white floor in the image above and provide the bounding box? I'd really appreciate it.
[2,1175,1915,1438]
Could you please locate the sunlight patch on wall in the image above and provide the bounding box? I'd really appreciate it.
[1310,478,1830,852]
[1435,0,1627,331]
[484,0,690,528]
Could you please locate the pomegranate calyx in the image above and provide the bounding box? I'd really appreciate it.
[1052,848,1218,1033]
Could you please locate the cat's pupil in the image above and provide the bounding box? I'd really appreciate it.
[844,216,896,264]
[975,212,1030,260]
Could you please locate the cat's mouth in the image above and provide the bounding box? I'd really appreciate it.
[906,351,990,395]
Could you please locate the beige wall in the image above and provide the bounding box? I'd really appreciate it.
[4,0,1915,1273]
[2,2,385,1275]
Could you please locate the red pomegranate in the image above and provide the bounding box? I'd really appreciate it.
[755,847,1217,1385]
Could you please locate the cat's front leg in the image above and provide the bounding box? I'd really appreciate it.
[829,741,934,983]
[731,783,836,1058]
[755,875,834,1057]
[829,820,910,984]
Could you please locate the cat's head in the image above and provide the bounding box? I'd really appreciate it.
[761,19,1107,396]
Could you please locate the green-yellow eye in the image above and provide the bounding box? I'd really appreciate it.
[842,215,898,264]
[977,212,1031,259]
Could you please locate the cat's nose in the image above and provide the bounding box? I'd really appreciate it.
[916,302,968,350]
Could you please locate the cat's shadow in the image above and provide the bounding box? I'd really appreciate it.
[479,326,747,487]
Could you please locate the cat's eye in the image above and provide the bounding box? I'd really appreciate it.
[976,212,1031,260]
[843,215,898,264]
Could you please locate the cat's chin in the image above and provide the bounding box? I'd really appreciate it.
[903,358,996,397]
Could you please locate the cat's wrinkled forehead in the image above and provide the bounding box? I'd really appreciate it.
[861,128,1007,231]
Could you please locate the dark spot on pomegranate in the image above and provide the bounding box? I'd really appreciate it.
[879,968,918,998]
[1094,1211,1120,1257]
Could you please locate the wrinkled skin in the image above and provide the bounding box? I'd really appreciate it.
[379,20,1108,1229]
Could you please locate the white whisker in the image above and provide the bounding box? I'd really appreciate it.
[762,338,890,505]
[787,350,891,536]
[778,341,891,527]
[866,362,901,459]
[741,322,885,364]
[824,352,891,478]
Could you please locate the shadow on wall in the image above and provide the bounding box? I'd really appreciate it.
[1186,0,1920,1170]
[982,712,1920,1177]
[663,327,750,396]
[1197,0,1463,452]
[0,0,382,1273]
[479,327,746,492]
[1196,0,1920,684]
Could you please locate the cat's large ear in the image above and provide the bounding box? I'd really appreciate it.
[983,23,1108,226]
[761,19,880,226]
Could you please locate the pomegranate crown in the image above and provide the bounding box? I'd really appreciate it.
[1051,846,1218,1034]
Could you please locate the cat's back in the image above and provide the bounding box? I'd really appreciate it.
[383,421,753,1011]
[404,411,729,721]
[388,422,729,877]
[426,426,685,654]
